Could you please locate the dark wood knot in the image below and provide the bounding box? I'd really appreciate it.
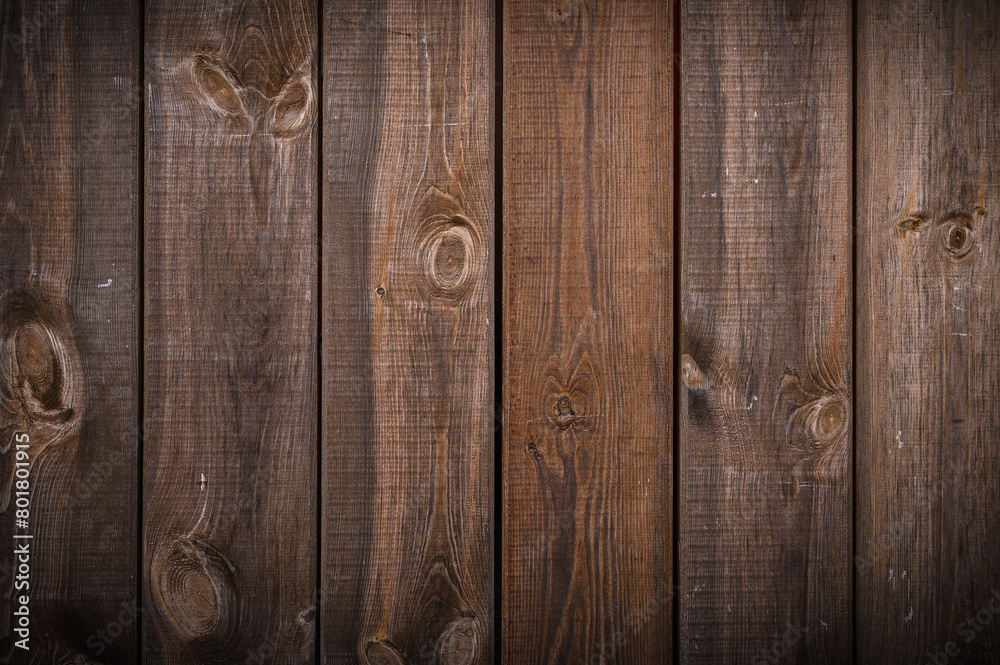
[436,617,479,665]
[151,536,238,642]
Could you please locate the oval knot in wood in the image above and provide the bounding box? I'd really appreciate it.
[946,220,974,258]
[553,395,578,429]
[153,537,237,642]
[0,293,77,427]
[680,353,710,391]
[436,617,480,665]
[790,394,849,449]
[418,216,480,301]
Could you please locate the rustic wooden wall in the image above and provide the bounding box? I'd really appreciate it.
[1,1,1000,663]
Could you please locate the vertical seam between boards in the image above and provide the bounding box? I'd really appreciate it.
[851,0,858,661]
[316,0,324,660]
[138,0,146,656]
[672,0,682,662]
[494,0,503,658]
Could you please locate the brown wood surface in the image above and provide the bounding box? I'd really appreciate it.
[502,1,673,662]
[143,0,318,662]
[856,1,1000,662]
[321,1,495,663]
[678,1,852,662]
[0,1,139,662]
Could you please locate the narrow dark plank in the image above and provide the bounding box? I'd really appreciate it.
[0,1,139,662]
[143,1,317,661]
[678,1,852,662]
[503,1,673,662]
[857,2,1000,661]
[322,1,494,662]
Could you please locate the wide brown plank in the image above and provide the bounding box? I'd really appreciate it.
[678,1,852,662]
[857,1,1000,662]
[321,1,495,662]
[143,1,318,662]
[0,1,139,662]
[503,1,674,662]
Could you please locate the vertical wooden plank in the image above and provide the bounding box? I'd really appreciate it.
[0,1,139,662]
[503,1,673,663]
[144,1,317,662]
[857,2,1000,661]
[678,1,852,662]
[322,1,494,662]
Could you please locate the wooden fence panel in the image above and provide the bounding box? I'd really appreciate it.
[502,1,674,663]
[143,1,318,662]
[0,1,140,662]
[857,1,1000,662]
[678,1,852,662]
[321,1,495,662]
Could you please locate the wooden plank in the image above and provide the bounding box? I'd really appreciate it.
[143,1,317,661]
[321,1,494,662]
[678,1,852,662]
[502,1,673,662]
[857,1,1000,661]
[0,1,139,662]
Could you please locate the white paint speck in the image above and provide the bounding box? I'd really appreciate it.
[200,473,206,491]
[905,607,913,622]
[821,620,828,629]
[306,290,312,302]
[897,430,903,449]
[754,111,758,118]
[98,279,113,288]
[711,192,717,198]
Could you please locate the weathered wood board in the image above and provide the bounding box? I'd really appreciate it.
[857,0,1000,661]
[143,1,318,662]
[679,0,853,661]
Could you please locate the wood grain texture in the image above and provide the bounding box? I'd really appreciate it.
[322,1,494,663]
[503,1,673,662]
[0,1,139,662]
[678,1,852,662]
[143,1,317,662]
[857,1,1000,662]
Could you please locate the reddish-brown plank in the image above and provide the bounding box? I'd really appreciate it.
[503,1,674,662]
[322,1,495,662]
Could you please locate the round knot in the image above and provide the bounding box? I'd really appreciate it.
[417,216,480,301]
[437,617,479,665]
[153,538,237,642]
